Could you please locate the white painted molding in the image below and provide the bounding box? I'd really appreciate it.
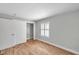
[26,21,35,40]
[33,23,35,39]
[35,38,79,55]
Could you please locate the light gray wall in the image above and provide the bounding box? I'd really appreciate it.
[35,10,79,52]
[0,18,26,50]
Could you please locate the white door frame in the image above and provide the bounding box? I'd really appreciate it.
[26,21,35,40]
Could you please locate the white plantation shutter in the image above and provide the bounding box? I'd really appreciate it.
[41,22,49,37]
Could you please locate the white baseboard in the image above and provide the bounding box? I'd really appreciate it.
[0,41,27,50]
[35,39,79,55]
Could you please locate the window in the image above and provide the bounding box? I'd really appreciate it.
[41,22,49,37]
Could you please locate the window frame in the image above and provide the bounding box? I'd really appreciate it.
[40,22,49,37]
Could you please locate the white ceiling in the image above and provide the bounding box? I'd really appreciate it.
[0,3,79,21]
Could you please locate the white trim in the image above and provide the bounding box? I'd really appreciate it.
[0,41,26,50]
[40,22,50,38]
[26,22,35,40]
[33,23,35,39]
[35,38,79,55]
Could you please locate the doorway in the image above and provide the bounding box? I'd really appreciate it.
[27,23,34,40]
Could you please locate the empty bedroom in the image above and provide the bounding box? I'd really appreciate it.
[0,3,79,55]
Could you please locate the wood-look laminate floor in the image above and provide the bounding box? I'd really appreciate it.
[0,39,75,55]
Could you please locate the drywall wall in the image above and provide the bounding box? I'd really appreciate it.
[35,10,79,52]
[0,18,26,50]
